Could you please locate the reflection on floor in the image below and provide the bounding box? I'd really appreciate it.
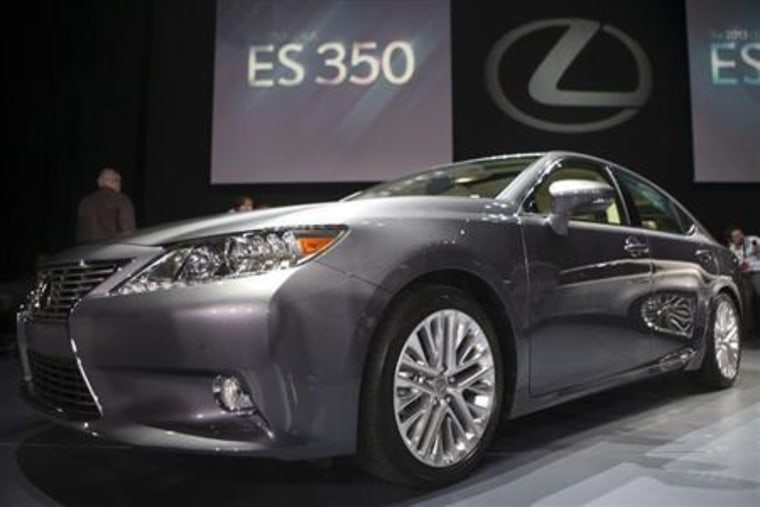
[1,339,758,507]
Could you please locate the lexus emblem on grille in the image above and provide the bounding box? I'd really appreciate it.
[33,275,53,311]
[485,18,653,133]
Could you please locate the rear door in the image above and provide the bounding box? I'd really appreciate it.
[521,157,653,396]
[613,168,717,361]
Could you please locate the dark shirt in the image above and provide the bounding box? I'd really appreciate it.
[76,187,136,243]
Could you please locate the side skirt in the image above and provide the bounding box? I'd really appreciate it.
[507,347,696,419]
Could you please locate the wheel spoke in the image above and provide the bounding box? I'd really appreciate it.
[464,381,494,397]
[456,364,494,390]
[399,401,428,434]
[450,349,487,376]
[420,402,447,457]
[435,312,446,370]
[396,376,437,397]
[724,326,739,346]
[716,347,726,366]
[404,334,429,367]
[444,312,460,371]
[400,356,439,378]
[409,400,434,446]
[446,404,468,441]
[457,334,477,365]
[397,388,425,413]
[449,391,477,435]
[418,322,439,368]
[441,416,456,462]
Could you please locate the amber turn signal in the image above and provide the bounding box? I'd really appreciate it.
[297,236,337,255]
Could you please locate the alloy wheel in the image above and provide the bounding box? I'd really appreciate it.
[393,309,496,467]
[714,298,740,380]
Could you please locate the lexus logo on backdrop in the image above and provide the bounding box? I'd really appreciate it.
[485,18,653,133]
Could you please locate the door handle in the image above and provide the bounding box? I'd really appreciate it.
[624,237,650,258]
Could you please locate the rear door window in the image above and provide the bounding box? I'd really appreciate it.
[615,170,686,234]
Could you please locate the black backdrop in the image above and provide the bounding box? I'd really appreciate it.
[2,0,757,280]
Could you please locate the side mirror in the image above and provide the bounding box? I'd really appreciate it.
[547,179,616,235]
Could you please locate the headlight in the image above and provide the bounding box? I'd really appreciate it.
[113,227,346,295]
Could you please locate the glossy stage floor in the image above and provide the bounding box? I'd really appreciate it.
[1,338,758,506]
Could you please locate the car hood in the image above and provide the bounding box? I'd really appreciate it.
[88,196,520,248]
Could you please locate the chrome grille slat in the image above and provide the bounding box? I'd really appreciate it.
[29,312,71,321]
[42,303,80,310]
[50,291,96,299]
[28,260,126,322]
[38,303,76,311]
[55,285,100,292]
[57,278,105,285]
[30,360,86,381]
[27,351,100,420]
[29,362,82,381]
[32,380,95,402]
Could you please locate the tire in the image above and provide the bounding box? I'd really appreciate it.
[358,284,503,487]
[688,293,741,390]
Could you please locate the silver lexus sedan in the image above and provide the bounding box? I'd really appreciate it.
[17,151,742,486]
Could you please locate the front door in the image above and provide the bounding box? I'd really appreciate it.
[521,158,653,396]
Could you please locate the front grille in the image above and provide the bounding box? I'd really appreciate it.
[27,350,101,420]
[29,260,125,322]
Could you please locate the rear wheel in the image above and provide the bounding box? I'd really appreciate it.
[358,285,503,487]
[688,293,741,390]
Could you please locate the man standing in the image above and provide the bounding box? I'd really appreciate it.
[76,167,136,243]
[728,226,760,332]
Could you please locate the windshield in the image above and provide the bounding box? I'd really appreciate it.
[349,156,540,200]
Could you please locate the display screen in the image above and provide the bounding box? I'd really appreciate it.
[211,0,452,183]
[686,0,760,182]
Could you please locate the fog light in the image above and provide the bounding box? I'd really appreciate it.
[213,375,256,414]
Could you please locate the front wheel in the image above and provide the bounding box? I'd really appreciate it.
[688,293,741,390]
[358,285,503,487]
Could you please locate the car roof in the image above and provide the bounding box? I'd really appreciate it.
[455,151,618,168]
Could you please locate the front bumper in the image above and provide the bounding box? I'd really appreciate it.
[18,260,385,460]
